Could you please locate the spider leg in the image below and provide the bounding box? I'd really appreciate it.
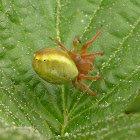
[72,79,85,92]
[81,51,104,58]
[77,76,96,96]
[49,37,76,58]
[79,74,101,79]
[73,37,81,53]
[78,68,101,79]
[79,25,103,54]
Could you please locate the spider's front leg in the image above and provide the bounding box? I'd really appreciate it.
[49,37,76,58]
[81,51,104,58]
[73,37,81,53]
[77,75,96,96]
[79,25,103,54]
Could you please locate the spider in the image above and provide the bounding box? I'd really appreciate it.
[32,26,104,96]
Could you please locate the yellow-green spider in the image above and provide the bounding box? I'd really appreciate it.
[32,26,104,96]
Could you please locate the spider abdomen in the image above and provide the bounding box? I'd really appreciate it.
[32,47,78,84]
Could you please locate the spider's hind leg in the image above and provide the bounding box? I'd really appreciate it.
[72,79,85,92]
[77,76,96,96]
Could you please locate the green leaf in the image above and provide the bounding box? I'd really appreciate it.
[0,0,140,139]
[126,89,140,113]
[58,113,140,140]
[0,120,43,140]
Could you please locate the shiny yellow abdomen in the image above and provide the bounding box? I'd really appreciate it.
[32,47,78,84]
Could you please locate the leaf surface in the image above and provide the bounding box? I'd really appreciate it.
[0,0,140,139]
